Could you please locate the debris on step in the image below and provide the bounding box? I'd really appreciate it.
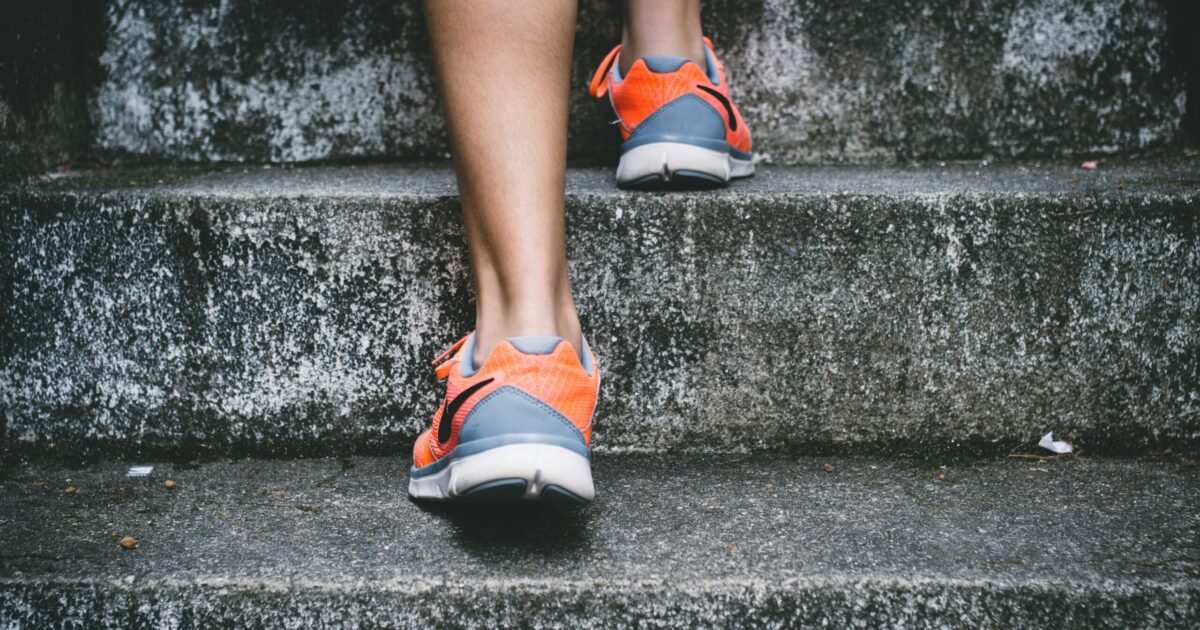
[1038,432,1073,454]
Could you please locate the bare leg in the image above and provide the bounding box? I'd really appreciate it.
[620,0,706,74]
[424,0,582,365]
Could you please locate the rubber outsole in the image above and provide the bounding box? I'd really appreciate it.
[409,442,595,504]
[622,169,727,191]
[616,141,755,191]
[460,478,590,506]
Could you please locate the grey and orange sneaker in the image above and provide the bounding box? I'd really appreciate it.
[589,37,754,189]
[409,333,600,504]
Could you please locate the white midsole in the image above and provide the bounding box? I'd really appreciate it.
[616,141,755,184]
[408,443,595,501]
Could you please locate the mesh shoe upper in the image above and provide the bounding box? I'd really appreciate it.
[411,333,600,469]
[589,37,752,154]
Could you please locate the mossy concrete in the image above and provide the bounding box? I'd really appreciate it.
[1,160,1197,458]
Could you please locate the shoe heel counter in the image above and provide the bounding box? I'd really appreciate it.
[624,94,728,152]
[458,385,590,452]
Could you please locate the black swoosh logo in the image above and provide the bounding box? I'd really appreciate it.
[696,85,737,132]
[437,378,495,443]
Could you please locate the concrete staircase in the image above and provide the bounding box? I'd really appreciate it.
[2,1,1199,627]
[3,0,1196,175]
[3,161,1199,460]
[3,455,1197,627]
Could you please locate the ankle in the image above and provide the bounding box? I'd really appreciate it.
[473,303,583,369]
[619,36,706,75]
[619,3,705,75]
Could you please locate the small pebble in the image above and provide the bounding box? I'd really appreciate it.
[64,485,77,494]
[118,536,137,550]
[823,463,834,474]
[164,480,177,490]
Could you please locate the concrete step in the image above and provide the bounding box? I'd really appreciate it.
[2,454,1197,627]
[83,0,1188,165]
[2,160,1199,459]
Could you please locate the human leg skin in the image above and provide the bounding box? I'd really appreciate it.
[411,0,599,503]
[619,0,706,74]
[424,0,582,366]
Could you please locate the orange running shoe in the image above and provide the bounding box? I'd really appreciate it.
[408,333,600,504]
[589,37,754,189]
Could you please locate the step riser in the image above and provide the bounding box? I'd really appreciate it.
[90,0,1184,165]
[3,181,1197,456]
[3,582,1193,628]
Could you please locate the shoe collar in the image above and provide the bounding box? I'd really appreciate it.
[435,332,595,378]
[589,37,721,98]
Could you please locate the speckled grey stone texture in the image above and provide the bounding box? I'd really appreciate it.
[1,160,1198,458]
[1,455,1197,627]
[90,0,1187,165]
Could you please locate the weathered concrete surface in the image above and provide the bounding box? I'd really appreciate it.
[0,1,105,180]
[2,455,1197,627]
[91,0,1187,165]
[1,160,1198,458]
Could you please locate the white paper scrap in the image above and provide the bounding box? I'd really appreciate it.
[1037,432,1073,454]
[127,466,154,477]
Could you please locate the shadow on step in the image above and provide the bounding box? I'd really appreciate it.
[412,499,593,558]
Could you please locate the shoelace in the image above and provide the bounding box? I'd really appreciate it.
[430,333,470,380]
[588,45,621,98]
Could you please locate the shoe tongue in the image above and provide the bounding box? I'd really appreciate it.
[640,55,692,73]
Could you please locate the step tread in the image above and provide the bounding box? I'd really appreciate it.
[18,158,1200,199]
[2,455,1197,625]
[4,453,1195,624]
